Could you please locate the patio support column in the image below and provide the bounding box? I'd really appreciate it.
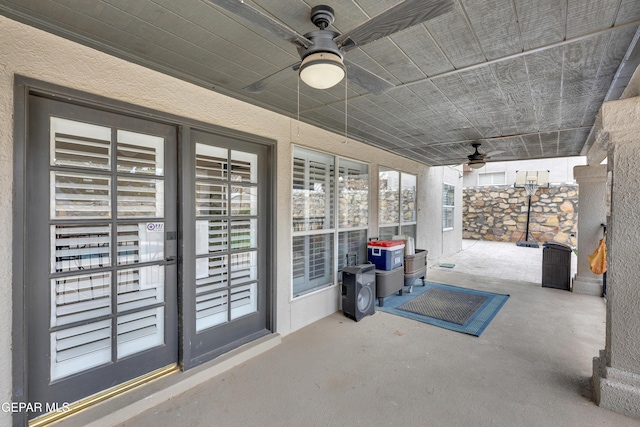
[592,93,640,418]
[572,165,607,295]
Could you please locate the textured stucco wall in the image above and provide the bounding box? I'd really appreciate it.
[423,166,463,263]
[591,90,640,417]
[0,15,451,422]
[604,103,640,373]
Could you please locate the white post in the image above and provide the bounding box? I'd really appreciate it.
[572,165,607,295]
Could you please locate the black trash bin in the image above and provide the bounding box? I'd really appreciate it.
[542,242,572,290]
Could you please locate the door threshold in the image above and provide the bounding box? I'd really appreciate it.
[29,364,178,427]
[48,333,281,427]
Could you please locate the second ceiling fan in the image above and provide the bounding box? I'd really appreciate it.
[207,0,454,94]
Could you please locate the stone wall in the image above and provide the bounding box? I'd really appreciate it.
[463,185,578,246]
[379,189,416,224]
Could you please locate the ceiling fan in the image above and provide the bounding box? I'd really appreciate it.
[207,0,454,94]
[467,142,487,169]
[466,142,506,169]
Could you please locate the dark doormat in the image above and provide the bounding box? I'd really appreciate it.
[398,287,488,325]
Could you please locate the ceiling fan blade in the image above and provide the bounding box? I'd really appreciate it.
[206,0,312,48]
[344,60,394,94]
[335,0,454,51]
[484,150,504,157]
[243,62,301,93]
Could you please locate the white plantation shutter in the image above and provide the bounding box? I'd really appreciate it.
[50,272,111,327]
[48,117,168,380]
[51,225,111,272]
[51,118,111,171]
[196,145,227,180]
[117,266,164,312]
[291,147,336,297]
[117,177,164,218]
[117,307,164,358]
[194,143,259,332]
[196,183,227,216]
[116,130,164,176]
[50,319,112,381]
[230,150,257,182]
[51,171,111,219]
[196,290,228,330]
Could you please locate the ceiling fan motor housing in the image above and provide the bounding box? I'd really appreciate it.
[310,5,335,29]
[298,5,343,60]
[468,142,484,161]
[298,29,344,60]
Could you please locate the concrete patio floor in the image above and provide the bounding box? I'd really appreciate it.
[431,239,578,284]
[57,241,636,427]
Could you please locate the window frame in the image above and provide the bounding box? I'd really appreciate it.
[478,171,506,186]
[442,183,455,231]
[291,146,370,299]
[378,168,417,241]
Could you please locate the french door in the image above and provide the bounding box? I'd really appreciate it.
[182,129,270,368]
[26,95,178,419]
[22,92,273,420]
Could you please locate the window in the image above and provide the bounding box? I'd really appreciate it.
[443,184,455,230]
[337,159,369,272]
[478,171,506,186]
[379,169,417,240]
[292,148,335,297]
[292,147,369,297]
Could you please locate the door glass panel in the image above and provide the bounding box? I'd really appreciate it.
[117,177,164,218]
[196,290,228,331]
[230,252,257,286]
[117,307,164,359]
[196,144,227,180]
[50,319,112,381]
[117,265,165,312]
[196,220,228,254]
[196,255,228,292]
[231,219,256,250]
[50,117,111,170]
[51,171,111,219]
[231,150,257,183]
[117,130,165,176]
[45,115,171,385]
[50,272,111,327]
[230,283,257,320]
[117,222,165,265]
[195,254,228,332]
[51,224,111,273]
[230,185,257,216]
[196,182,227,216]
[193,142,260,334]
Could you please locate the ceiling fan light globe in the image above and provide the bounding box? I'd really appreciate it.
[299,52,345,89]
[468,160,485,169]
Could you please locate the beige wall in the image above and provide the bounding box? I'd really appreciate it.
[0,16,467,421]
[422,166,464,263]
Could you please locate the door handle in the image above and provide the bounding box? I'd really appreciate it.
[165,256,176,263]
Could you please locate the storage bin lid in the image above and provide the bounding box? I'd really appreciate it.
[542,241,571,251]
[367,239,405,248]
